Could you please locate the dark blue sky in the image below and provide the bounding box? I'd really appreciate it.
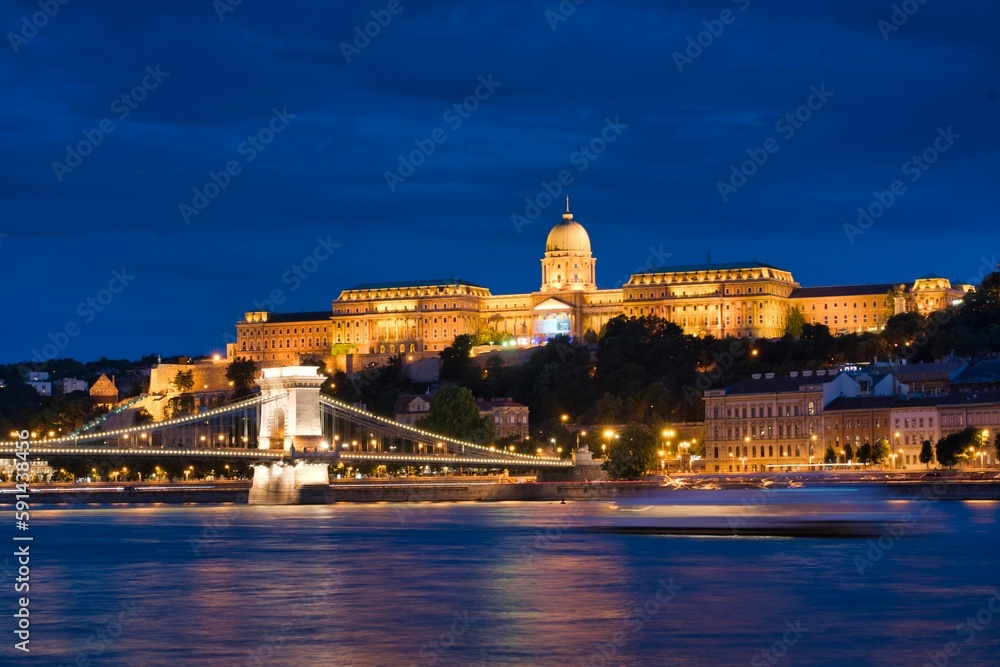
[2,0,998,364]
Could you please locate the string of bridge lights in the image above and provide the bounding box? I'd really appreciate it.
[2,391,564,466]
[340,452,573,466]
[318,395,560,463]
[0,393,278,447]
[67,395,146,437]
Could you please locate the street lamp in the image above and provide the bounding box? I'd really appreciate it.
[662,428,676,456]
[576,430,587,448]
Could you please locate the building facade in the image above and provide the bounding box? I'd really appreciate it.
[706,371,999,471]
[228,206,972,371]
[392,393,530,440]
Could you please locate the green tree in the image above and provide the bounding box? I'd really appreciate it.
[415,385,495,443]
[935,428,980,468]
[871,437,891,467]
[473,328,514,346]
[857,443,872,465]
[595,392,624,424]
[440,334,477,384]
[172,370,194,393]
[995,431,1000,462]
[844,442,854,463]
[601,422,657,480]
[784,306,806,337]
[919,439,934,468]
[166,369,196,418]
[824,446,837,464]
[225,357,258,399]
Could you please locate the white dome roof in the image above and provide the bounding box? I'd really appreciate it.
[545,212,591,253]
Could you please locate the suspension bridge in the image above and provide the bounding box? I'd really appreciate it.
[0,366,575,502]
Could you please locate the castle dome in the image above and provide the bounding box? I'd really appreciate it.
[545,209,591,254]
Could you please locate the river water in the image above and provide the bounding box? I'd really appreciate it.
[10,491,1000,666]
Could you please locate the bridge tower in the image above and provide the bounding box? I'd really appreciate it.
[249,366,331,504]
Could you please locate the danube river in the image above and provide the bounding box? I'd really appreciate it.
[11,491,1000,666]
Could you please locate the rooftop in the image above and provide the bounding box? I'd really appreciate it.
[636,261,786,275]
[824,396,902,411]
[345,278,487,291]
[723,371,844,395]
[262,311,331,323]
[477,397,527,409]
[952,360,1000,385]
[789,284,899,299]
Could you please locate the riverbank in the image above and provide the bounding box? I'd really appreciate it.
[4,475,1000,505]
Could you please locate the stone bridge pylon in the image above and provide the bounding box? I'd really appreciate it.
[250,366,331,504]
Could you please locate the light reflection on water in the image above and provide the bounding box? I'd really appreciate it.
[19,493,1000,666]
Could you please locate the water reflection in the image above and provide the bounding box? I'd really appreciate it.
[21,496,999,666]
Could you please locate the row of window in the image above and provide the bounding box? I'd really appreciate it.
[717,422,816,439]
[712,444,803,459]
[335,301,472,315]
[334,316,467,328]
[241,338,328,351]
[338,328,459,344]
[714,402,817,420]
[241,325,328,338]
[809,301,887,310]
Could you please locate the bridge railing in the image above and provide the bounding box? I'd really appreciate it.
[0,392,282,448]
[68,395,147,436]
[318,395,572,467]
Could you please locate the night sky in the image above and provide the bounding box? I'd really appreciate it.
[2,0,998,364]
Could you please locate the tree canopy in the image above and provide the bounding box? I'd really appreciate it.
[414,385,495,443]
[225,357,258,399]
[602,422,658,480]
[935,428,980,468]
